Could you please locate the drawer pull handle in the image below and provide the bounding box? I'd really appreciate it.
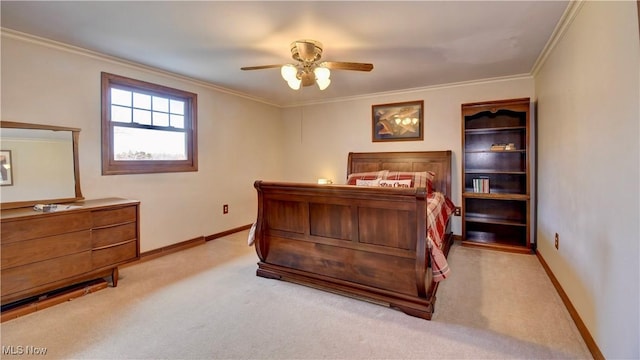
[92,220,135,230]
[93,239,134,251]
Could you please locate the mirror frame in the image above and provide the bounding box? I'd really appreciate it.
[1,121,84,210]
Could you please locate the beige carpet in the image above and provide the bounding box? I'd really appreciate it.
[0,231,591,359]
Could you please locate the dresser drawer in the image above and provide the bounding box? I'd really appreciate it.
[1,252,92,296]
[92,241,137,269]
[1,230,91,270]
[92,206,136,227]
[92,222,137,248]
[1,212,92,244]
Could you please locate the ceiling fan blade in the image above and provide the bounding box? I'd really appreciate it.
[321,61,374,72]
[240,64,284,71]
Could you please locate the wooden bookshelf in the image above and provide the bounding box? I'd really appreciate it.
[461,98,532,253]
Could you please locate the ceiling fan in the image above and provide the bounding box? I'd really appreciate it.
[241,39,374,91]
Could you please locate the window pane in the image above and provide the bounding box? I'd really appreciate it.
[102,72,197,175]
[111,105,132,123]
[113,126,186,160]
[111,88,131,106]
[153,112,169,126]
[152,96,169,112]
[170,99,184,115]
[133,109,151,125]
[170,114,184,128]
[133,93,151,110]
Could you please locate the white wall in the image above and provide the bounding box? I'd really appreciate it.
[1,32,285,252]
[0,31,534,251]
[281,78,535,235]
[535,2,639,358]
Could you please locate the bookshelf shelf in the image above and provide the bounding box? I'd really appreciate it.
[464,126,526,134]
[465,149,526,154]
[461,98,531,252]
[464,170,526,174]
[463,192,529,201]
[464,215,528,227]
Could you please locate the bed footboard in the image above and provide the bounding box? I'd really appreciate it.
[253,180,451,320]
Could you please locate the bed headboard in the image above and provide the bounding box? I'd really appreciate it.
[347,151,452,198]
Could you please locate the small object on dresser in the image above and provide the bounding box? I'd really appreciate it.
[33,204,57,212]
[505,143,516,150]
[490,143,507,151]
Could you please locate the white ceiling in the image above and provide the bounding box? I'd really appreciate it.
[1,1,569,107]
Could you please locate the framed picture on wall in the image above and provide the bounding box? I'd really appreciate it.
[372,100,424,142]
[1,150,13,186]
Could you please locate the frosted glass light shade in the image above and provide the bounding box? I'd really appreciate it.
[281,64,298,82]
[316,78,331,90]
[314,67,330,80]
[281,65,331,90]
[314,67,331,90]
[287,78,301,90]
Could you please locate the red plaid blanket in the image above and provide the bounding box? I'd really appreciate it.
[427,191,455,282]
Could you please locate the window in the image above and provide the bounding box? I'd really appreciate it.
[101,72,197,175]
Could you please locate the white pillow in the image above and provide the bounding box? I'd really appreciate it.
[247,222,257,246]
[355,178,381,187]
[379,179,412,188]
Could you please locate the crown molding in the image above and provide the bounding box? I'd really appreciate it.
[282,74,534,108]
[531,1,585,77]
[0,28,280,108]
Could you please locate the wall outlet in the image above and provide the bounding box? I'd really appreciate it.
[223,204,229,214]
[555,233,559,250]
[454,207,461,216]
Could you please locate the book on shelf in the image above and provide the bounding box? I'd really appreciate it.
[472,177,490,193]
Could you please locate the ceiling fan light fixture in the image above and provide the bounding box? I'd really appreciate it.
[287,78,302,90]
[316,77,331,91]
[314,66,330,80]
[314,67,331,90]
[243,39,373,92]
[281,64,298,82]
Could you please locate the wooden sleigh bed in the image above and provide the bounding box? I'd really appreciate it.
[252,151,454,320]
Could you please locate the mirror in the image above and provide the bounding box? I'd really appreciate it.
[0,121,83,210]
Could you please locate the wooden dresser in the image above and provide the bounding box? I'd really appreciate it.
[1,198,140,306]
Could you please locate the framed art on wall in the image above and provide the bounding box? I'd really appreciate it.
[1,150,13,186]
[372,100,424,142]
